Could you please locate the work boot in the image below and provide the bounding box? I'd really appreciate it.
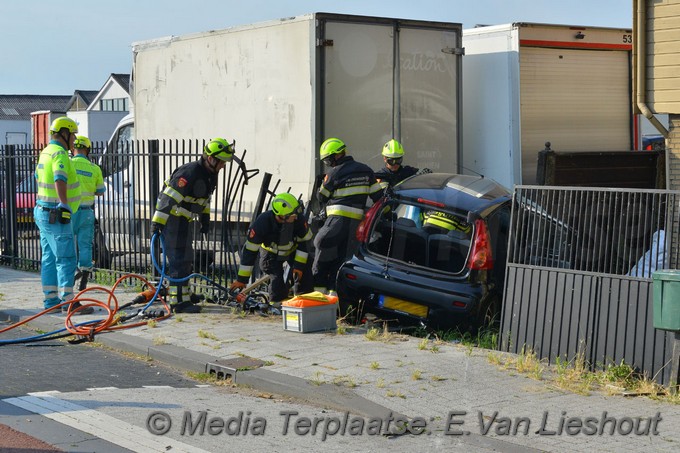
[170,300,202,314]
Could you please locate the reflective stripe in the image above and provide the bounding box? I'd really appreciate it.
[163,185,184,203]
[244,240,260,252]
[261,241,296,256]
[369,182,383,194]
[297,229,313,242]
[152,211,170,224]
[170,205,194,220]
[378,180,389,189]
[333,185,369,197]
[319,186,332,197]
[326,204,364,219]
[294,250,308,264]
[238,265,253,278]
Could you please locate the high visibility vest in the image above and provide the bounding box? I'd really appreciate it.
[71,155,105,207]
[35,142,81,212]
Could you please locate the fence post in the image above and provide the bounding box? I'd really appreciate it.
[1,145,19,267]
[535,141,554,185]
[148,140,161,279]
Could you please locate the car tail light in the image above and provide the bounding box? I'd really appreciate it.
[468,219,494,270]
[356,200,383,242]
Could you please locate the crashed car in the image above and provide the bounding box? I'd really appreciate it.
[336,173,512,333]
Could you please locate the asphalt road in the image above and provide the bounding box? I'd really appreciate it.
[0,322,199,398]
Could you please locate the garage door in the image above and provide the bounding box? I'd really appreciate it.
[520,47,631,184]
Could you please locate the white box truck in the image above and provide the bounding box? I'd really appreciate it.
[462,22,635,187]
[97,13,463,260]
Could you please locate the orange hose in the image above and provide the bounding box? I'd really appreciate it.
[1,273,173,338]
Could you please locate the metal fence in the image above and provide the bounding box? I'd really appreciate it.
[0,141,277,294]
[501,185,680,385]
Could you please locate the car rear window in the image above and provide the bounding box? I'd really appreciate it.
[366,201,472,273]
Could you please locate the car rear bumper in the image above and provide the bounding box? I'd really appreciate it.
[337,258,486,330]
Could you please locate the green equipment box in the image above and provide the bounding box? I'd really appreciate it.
[653,270,680,332]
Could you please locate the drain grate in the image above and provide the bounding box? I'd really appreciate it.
[205,356,266,380]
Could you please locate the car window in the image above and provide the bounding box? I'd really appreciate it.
[366,200,472,273]
[100,123,134,179]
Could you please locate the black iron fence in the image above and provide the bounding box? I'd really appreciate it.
[0,141,278,294]
[501,185,680,385]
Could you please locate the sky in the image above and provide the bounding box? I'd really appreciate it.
[2,0,632,95]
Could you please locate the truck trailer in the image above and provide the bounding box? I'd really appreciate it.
[111,12,463,217]
[462,22,635,188]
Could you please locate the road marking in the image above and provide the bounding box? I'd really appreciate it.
[3,395,210,453]
[85,386,120,391]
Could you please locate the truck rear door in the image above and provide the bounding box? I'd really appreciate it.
[319,15,462,174]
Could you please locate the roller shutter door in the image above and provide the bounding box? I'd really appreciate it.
[520,47,630,183]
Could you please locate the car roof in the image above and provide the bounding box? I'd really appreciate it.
[393,173,511,216]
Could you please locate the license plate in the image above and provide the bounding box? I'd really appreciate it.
[378,295,428,318]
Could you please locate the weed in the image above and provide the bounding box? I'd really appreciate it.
[310,371,325,386]
[147,320,158,328]
[376,378,385,388]
[418,338,429,350]
[198,329,219,341]
[370,361,380,370]
[274,354,291,360]
[431,375,446,382]
[263,360,274,366]
[431,344,440,353]
[152,336,167,345]
[174,315,184,323]
[386,390,406,399]
[365,327,380,341]
[411,369,423,381]
[336,324,347,335]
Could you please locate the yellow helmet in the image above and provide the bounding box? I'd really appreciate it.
[204,138,234,162]
[382,139,404,158]
[271,193,301,217]
[319,138,346,160]
[49,116,78,134]
[73,135,91,150]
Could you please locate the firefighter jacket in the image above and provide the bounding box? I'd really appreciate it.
[423,210,472,234]
[236,211,313,283]
[317,155,382,220]
[35,141,81,212]
[152,158,217,227]
[375,164,419,188]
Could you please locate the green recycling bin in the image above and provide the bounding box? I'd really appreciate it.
[653,270,680,332]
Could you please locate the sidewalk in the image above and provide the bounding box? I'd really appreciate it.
[1,267,678,453]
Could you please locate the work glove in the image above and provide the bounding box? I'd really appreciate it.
[151,222,164,236]
[229,281,247,303]
[200,214,210,235]
[292,268,303,282]
[57,203,71,224]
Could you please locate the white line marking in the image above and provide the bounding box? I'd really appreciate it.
[142,385,174,389]
[85,387,120,391]
[3,395,210,453]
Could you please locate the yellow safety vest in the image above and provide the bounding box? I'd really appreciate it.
[71,155,105,207]
[35,142,81,212]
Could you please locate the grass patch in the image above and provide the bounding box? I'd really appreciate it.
[411,369,423,381]
[370,361,380,370]
[197,329,219,341]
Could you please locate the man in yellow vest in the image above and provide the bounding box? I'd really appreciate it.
[34,117,81,313]
[71,136,105,307]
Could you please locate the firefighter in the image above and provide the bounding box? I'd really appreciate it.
[33,117,82,313]
[151,137,234,313]
[312,138,382,294]
[374,139,418,188]
[230,193,313,306]
[70,135,105,314]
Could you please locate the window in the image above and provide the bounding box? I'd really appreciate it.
[100,98,129,112]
